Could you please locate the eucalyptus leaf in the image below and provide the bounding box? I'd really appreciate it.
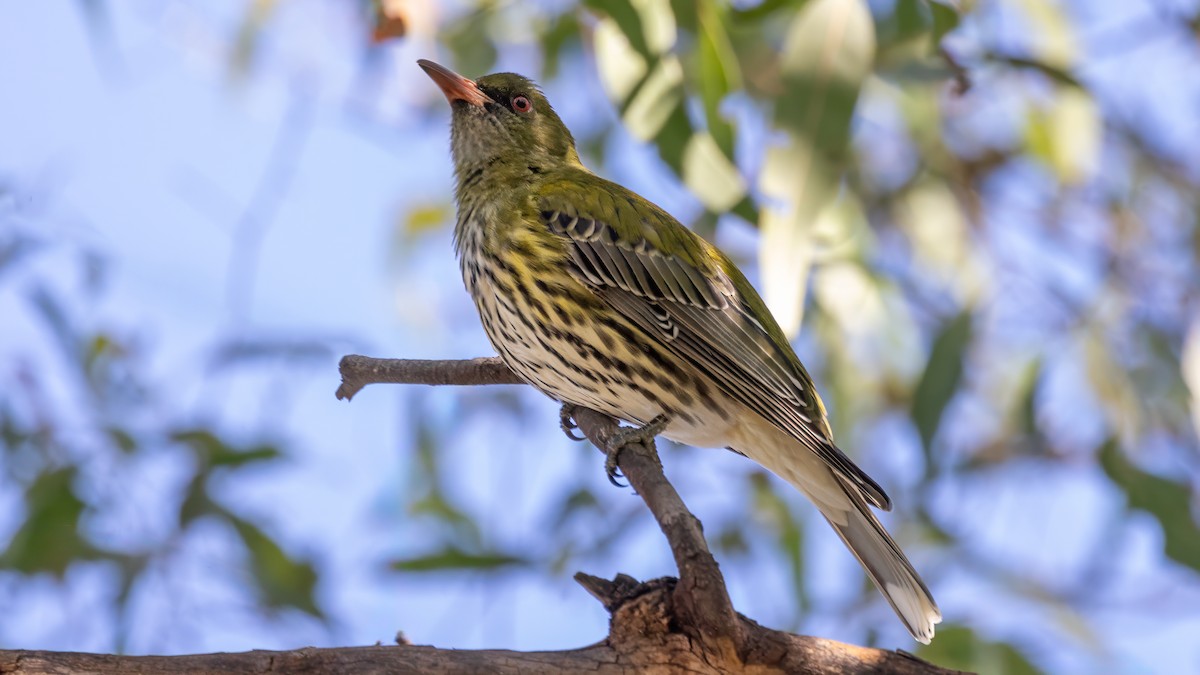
[390,546,528,572]
[695,3,740,157]
[917,625,1042,675]
[928,0,960,45]
[1099,439,1200,573]
[0,468,101,576]
[911,310,972,467]
[230,515,323,618]
[759,0,875,337]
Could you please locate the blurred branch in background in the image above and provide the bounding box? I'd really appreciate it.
[224,88,315,325]
[0,183,327,652]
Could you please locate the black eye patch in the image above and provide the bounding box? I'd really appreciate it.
[478,85,526,114]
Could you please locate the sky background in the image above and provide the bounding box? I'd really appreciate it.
[2,1,1199,673]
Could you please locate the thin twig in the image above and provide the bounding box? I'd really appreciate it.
[939,46,971,95]
[335,355,523,400]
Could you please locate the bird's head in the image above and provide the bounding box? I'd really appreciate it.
[419,59,581,180]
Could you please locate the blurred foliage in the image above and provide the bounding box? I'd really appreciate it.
[918,625,1041,675]
[372,1,1200,672]
[5,0,1200,673]
[0,191,326,647]
[912,310,972,471]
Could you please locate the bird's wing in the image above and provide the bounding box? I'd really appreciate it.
[537,184,891,511]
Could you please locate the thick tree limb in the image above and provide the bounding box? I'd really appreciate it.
[0,619,957,674]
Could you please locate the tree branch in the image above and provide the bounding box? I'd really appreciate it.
[340,355,743,655]
[330,355,961,674]
[0,355,964,674]
[0,633,957,674]
[335,355,523,400]
[569,406,743,661]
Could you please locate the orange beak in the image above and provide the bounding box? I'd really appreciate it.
[418,59,492,107]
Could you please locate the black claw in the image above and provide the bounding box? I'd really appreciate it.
[604,452,627,487]
[562,421,585,442]
[559,404,585,441]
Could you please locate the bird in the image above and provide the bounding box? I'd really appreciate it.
[418,58,942,644]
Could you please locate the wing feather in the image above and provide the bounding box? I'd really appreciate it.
[537,196,890,510]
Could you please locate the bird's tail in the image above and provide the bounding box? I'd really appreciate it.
[734,430,941,643]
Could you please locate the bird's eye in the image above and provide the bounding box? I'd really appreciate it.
[511,95,533,113]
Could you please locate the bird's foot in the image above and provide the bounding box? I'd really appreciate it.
[604,414,669,488]
[559,403,585,441]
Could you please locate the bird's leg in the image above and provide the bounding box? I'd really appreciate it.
[559,403,585,441]
[604,414,669,487]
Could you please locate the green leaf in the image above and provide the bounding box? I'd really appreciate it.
[988,53,1083,89]
[591,0,708,188]
[105,425,138,454]
[172,428,226,460]
[171,429,283,468]
[178,474,214,527]
[210,444,281,467]
[891,0,932,45]
[713,525,750,556]
[0,404,25,451]
[1016,358,1042,437]
[1099,439,1200,573]
[759,0,875,337]
[444,9,497,76]
[695,2,740,157]
[620,58,687,145]
[409,491,482,545]
[917,624,1042,675]
[0,468,100,576]
[911,310,973,462]
[682,131,746,212]
[593,15,650,105]
[772,0,874,150]
[540,10,582,80]
[112,552,150,612]
[757,143,821,337]
[585,0,650,57]
[928,0,960,45]
[583,0,674,61]
[549,487,601,532]
[732,0,812,23]
[390,546,528,572]
[229,515,323,618]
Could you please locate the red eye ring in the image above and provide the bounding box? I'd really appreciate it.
[511,95,533,113]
